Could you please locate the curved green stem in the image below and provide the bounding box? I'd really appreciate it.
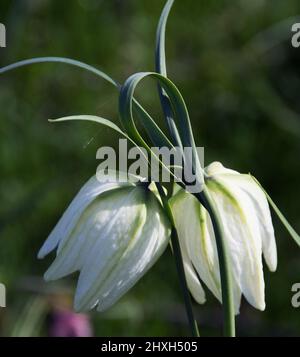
[196,187,235,337]
[156,183,200,337]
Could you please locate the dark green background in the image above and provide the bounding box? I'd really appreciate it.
[0,0,300,336]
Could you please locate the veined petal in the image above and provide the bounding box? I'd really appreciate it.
[74,189,170,311]
[44,186,137,281]
[170,196,206,304]
[170,190,221,301]
[182,257,206,305]
[96,195,170,311]
[170,189,242,313]
[207,177,266,311]
[219,173,277,272]
[38,172,134,259]
[244,175,277,272]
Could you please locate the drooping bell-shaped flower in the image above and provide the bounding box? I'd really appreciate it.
[170,161,277,313]
[38,173,170,312]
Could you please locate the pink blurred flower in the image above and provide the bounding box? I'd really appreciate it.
[48,308,93,337]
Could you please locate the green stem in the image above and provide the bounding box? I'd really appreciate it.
[196,187,236,337]
[170,226,200,337]
[156,183,200,337]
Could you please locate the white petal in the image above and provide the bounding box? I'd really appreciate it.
[215,173,277,272]
[182,259,206,305]
[177,192,221,300]
[204,209,243,314]
[97,202,169,311]
[170,190,242,313]
[170,191,206,304]
[239,175,277,272]
[38,174,132,259]
[205,162,277,272]
[180,240,207,305]
[207,177,266,311]
[170,190,222,301]
[44,186,136,281]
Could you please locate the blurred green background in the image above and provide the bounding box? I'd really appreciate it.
[0,0,300,337]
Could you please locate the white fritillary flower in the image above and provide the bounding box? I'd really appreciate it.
[170,161,277,313]
[38,173,170,312]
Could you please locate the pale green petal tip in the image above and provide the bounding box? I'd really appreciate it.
[37,249,45,260]
[73,299,85,313]
[37,236,59,259]
[43,270,54,282]
[205,161,239,176]
[256,300,266,312]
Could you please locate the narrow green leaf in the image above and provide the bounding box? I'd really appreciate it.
[156,0,174,77]
[49,115,150,165]
[49,115,125,136]
[0,57,172,149]
[0,57,118,86]
[250,175,300,247]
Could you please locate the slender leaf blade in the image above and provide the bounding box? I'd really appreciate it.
[155,0,182,147]
[49,115,150,165]
[0,57,172,148]
[250,175,300,246]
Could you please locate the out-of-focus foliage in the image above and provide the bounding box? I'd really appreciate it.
[0,0,300,336]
